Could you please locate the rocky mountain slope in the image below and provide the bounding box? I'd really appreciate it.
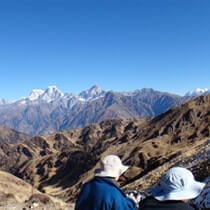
[0,85,186,136]
[0,94,209,205]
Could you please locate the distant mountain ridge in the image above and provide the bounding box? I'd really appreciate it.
[1,86,209,105]
[0,125,29,144]
[0,85,209,136]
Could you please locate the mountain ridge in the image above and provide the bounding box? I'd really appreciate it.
[1,85,210,104]
[0,85,209,136]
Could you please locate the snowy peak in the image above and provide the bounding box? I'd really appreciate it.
[79,85,105,100]
[16,86,64,104]
[28,89,44,101]
[40,86,64,102]
[185,88,210,97]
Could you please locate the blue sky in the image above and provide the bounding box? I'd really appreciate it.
[0,0,209,101]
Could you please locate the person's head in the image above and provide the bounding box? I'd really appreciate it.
[94,155,129,180]
[151,167,205,201]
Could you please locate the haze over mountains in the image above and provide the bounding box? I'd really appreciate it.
[0,85,209,136]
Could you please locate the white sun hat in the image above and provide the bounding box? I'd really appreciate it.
[152,167,206,201]
[94,155,129,178]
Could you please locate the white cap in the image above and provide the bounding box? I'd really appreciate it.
[94,155,129,178]
[152,167,206,201]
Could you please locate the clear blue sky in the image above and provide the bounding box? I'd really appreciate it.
[0,0,209,101]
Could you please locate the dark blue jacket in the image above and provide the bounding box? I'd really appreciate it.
[75,177,136,210]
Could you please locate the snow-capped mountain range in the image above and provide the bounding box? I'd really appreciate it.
[0,86,209,105]
[0,85,209,136]
[12,85,105,105]
[185,88,210,97]
[18,86,65,104]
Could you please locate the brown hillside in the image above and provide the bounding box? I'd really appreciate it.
[0,170,40,203]
[0,170,74,209]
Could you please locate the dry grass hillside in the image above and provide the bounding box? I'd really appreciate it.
[0,170,74,209]
[0,170,38,203]
[0,94,209,208]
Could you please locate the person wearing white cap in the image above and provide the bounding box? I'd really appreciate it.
[139,167,206,210]
[75,155,137,210]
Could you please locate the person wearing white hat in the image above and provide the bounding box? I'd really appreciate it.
[139,167,206,210]
[75,155,137,210]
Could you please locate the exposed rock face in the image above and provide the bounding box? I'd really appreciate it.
[0,94,209,203]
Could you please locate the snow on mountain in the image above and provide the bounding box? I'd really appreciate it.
[121,90,139,96]
[12,85,105,106]
[121,88,157,96]
[28,89,45,101]
[79,85,105,101]
[15,86,64,104]
[56,93,85,108]
[40,86,64,102]
[9,85,210,106]
[4,86,210,106]
[185,88,210,97]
